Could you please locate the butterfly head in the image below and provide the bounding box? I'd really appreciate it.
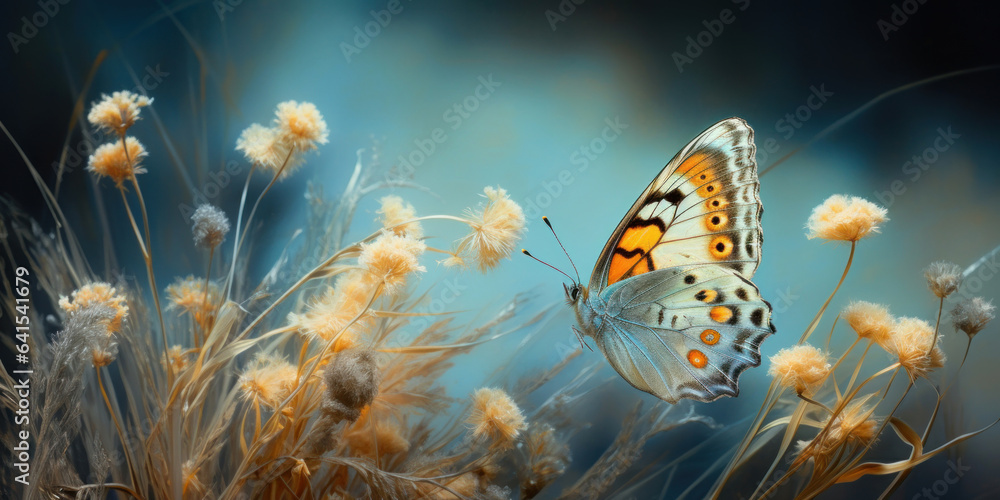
[563,282,587,306]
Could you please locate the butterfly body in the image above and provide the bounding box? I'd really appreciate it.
[565,117,775,404]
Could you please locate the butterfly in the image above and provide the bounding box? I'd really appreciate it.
[535,117,774,404]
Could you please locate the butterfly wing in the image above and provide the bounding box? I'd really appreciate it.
[588,117,761,293]
[593,263,774,403]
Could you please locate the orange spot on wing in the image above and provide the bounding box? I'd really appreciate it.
[675,153,707,175]
[705,213,729,231]
[697,181,722,198]
[709,235,733,259]
[710,306,733,323]
[701,329,720,345]
[688,349,708,368]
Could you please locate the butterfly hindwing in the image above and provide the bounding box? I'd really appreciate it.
[592,118,762,291]
[593,264,774,403]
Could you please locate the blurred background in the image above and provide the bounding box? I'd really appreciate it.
[2,0,999,497]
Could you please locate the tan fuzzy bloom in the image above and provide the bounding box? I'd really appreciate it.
[87,137,148,187]
[806,194,888,242]
[796,396,878,468]
[346,414,410,457]
[87,91,152,134]
[238,353,299,409]
[451,186,526,271]
[273,100,329,151]
[924,261,962,298]
[768,344,831,394]
[235,123,303,179]
[59,282,129,333]
[358,232,426,294]
[888,317,945,381]
[289,270,377,347]
[377,195,423,239]
[842,301,894,347]
[164,345,193,373]
[467,387,527,449]
[166,276,221,327]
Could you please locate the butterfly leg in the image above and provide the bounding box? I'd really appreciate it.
[571,325,593,352]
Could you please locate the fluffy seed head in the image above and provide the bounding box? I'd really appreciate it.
[59,282,129,334]
[87,91,153,134]
[191,204,230,249]
[806,194,888,242]
[238,353,299,409]
[166,276,221,327]
[273,100,329,151]
[289,270,377,348]
[451,186,526,271]
[924,261,962,298]
[768,344,831,394]
[842,301,894,347]
[322,349,381,423]
[346,414,411,458]
[888,317,945,381]
[358,233,426,294]
[797,395,878,468]
[235,123,303,178]
[87,137,148,187]
[377,195,423,239]
[951,297,995,337]
[467,387,527,449]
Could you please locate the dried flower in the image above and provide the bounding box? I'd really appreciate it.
[238,353,299,409]
[377,195,423,239]
[166,276,220,327]
[951,297,995,337]
[358,232,426,294]
[87,90,152,134]
[290,270,378,347]
[164,345,192,373]
[805,194,888,242]
[191,204,230,249]
[59,282,128,334]
[467,387,526,449]
[65,304,120,368]
[346,414,410,457]
[842,301,894,347]
[87,137,148,187]
[768,344,831,394]
[797,396,878,468]
[273,100,329,151]
[888,317,945,381]
[235,123,303,178]
[924,261,962,298]
[322,349,380,423]
[450,186,526,271]
[519,424,570,497]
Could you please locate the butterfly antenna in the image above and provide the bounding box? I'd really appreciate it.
[521,249,575,282]
[542,216,581,283]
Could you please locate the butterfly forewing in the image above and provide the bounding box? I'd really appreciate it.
[591,117,762,291]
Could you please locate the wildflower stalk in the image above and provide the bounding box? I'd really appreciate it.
[799,242,856,344]
[225,163,256,300]
[96,365,139,492]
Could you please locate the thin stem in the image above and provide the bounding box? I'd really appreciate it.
[225,163,256,300]
[129,174,171,383]
[198,247,214,348]
[97,365,139,493]
[798,242,856,344]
